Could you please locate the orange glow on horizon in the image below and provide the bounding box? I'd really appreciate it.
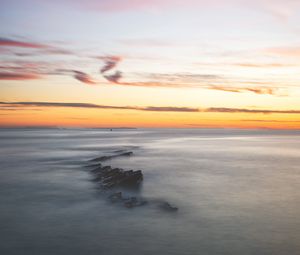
[1,108,300,129]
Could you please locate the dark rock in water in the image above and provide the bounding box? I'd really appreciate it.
[123,197,148,208]
[87,152,177,212]
[118,170,143,188]
[107,192,148,208]
[90,151,133,162]
[159,202,178,212]
[90,164,143,189]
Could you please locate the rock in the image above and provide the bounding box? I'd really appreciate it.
[87,152,179,212]
[159,202,178,212]
[90,163,143,189]
[123,197,148,208]
[118,170,143,188]
[90,151,133,162]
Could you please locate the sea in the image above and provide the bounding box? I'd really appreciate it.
[0,128,299,255]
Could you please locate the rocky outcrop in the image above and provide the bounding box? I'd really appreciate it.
[87,150,178,212]
[91,164,143,189]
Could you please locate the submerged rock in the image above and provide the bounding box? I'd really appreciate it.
[90,164,143,189]
[123,197,148,208]
[159,202,178,212]
[90,151,133,162]
[87,151,178,212]
[107,192,148,208]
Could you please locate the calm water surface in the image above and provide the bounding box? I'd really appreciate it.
[0,128,299,255]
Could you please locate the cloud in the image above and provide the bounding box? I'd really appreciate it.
[105,72,222,87]
[0,58,284,95]
[98,55,122,73]
[0,72,41,80]
[234,63,293,68]
[104,71,122,83]
[73,70,96,84]
[240,119,300,123]
[141,106,198,112]
[1,102,300,114]
[104,72,282,95]
[56,69,97,84]
[98,55,123,83]
[42,48,73,55]
[0,37,49,49]
[209,85,277,95]
[205,108,300,114]
[0,37,73,56]
[0,61,96,85]
[0,101,198,112]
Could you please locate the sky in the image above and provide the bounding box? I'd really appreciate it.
[0,0,300,129]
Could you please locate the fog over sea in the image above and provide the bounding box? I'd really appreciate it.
[0,128,299,255]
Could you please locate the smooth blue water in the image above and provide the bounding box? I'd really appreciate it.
[0,128,299,255]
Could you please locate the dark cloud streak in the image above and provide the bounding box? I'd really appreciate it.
[57,69,97,84]
[1,102,300,114]
[104,71,122,83]
[98,56,122,73]
[205,108,300,114]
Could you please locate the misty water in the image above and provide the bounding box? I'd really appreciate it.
[0,128,299,255]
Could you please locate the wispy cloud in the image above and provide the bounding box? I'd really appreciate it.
[0,72,41,80]
[240,119,300,123]
[98,55,122,73]
[72,70,96,84]
[234,63,294,68]
[0,101,198,112]
[104,71,122,83]
[0,57,285,95]
[1,102,300,114]
[104,71,282,95]
[57,69,97,84]
[205,108,300,114]
[97,55,123,83]
[0,37,49,49]
[0,37,73,56]
[209,85,277,95]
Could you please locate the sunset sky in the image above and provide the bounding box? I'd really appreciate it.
[1,0,300,128]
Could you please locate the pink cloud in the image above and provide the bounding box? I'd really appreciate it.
[104,71,122,83]
[73,70,97,84]
[0,72,42,80]
[97,56,122,74]
[0,38,48,49]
